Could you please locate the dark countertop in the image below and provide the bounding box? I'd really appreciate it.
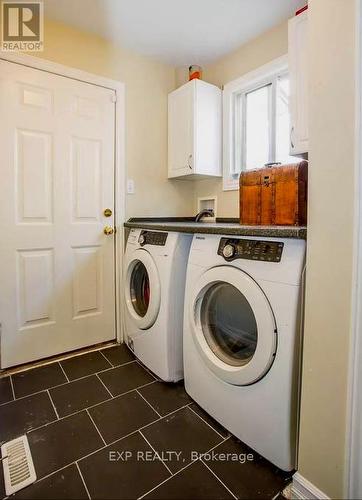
[124,218,307,239]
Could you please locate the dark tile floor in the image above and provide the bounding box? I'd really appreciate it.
[0,345,291,499]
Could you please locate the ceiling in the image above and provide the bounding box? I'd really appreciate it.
[44,0,307,66]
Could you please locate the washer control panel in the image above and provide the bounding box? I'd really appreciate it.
[217,238,284,262]
[139,230,168,246]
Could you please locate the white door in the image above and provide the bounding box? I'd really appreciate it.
[190,266,277,385]
[168,81,194,178]
[0,60,116,368]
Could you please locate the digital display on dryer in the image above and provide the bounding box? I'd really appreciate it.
[218,238,284,262]
[139,230,168,246]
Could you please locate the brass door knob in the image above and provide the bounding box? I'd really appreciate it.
[104,226,114,235]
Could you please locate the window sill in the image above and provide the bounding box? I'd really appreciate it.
[223,177,239,192]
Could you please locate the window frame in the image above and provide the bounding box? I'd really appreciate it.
[223,55,289,191]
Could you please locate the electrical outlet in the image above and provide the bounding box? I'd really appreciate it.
[127,179,135,194]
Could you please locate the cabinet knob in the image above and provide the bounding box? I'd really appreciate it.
[187,154,193,169]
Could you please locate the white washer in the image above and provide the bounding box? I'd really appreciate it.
[124,228,192,382]
[183,233,306,471]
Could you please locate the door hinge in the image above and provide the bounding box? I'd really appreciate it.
[111,93,117,103]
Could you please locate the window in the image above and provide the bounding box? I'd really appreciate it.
[223,55,296,190]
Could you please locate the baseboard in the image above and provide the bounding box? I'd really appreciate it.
[292,472,330,500]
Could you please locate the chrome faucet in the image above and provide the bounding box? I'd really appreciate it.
[195,209,215,222]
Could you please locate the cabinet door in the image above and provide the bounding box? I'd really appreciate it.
[194,80,222,176]
[289,11,308,155]
[168,82,194,178]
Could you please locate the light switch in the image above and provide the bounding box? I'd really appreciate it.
[127,179,135,194]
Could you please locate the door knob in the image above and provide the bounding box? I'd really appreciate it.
[104,226,114,235]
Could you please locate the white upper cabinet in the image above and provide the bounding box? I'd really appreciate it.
[168,79,222,179]
[288,10,308,155]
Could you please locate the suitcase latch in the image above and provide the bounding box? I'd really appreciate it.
[263,175,271,187]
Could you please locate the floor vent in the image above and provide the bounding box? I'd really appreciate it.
[282,482,292,499]
[1,435,36,495]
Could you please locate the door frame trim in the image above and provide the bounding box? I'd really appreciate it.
[346,0,362,497]
[0,52,126,345]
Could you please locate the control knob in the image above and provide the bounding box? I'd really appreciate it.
[222,244,235,259]
[139,234,146,245]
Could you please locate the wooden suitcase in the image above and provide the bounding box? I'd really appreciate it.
[239,161,308,226]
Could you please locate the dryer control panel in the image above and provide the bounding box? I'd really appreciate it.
[139,230,168,246]
[217,238,284,263]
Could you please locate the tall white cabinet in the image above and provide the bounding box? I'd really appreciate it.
[288,10,308,155]
[168,79,222,179]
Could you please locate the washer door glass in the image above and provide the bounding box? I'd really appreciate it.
[191,266,277,386]
[201,282,257,367]
[125,249,161,330]
[130,261,150,317]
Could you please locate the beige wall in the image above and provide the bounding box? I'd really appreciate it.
[35,19,287,220]
[34,19,195,219]
[176,21,289,217]
[297,0,356,497]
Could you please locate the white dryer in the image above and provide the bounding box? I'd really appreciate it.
[183,233,305,471]
[124,228,192,382]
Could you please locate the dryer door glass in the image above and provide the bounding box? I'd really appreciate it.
[200,282,257,366]
[130,261,150,317]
